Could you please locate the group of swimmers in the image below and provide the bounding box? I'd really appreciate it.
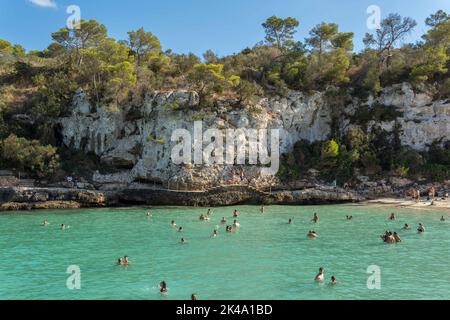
[117,256,130,266]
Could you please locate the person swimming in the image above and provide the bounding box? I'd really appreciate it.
[191,293,198,300]
[315,267,325,282]
[226,226,233,233]
[206,209,212,216]
[330,276,337,285]
[160,281,167,293]
[199,214,210,221]
[146,211,152,217]
[393,232,402,243]
[308,231,318,238]
[346,216,353,220]
[171,220,177,228]
[288,218,292,224]
[181,238,188,244]
[212,229,218,238]
[402,224,410,230]
[389,213,396,221]
[178,227,183,232]
[233,210,239,218]
[42,220,49,226]
[417,223,425,233]
[117,258,123,266]
[233,220,241,228]
[441,216,445,222]
[312,212,319,224]
[221,217,227,224]
[381,231,395,243]
[61,224,66,230]
[124,256,130,266]
[260,206,265,214]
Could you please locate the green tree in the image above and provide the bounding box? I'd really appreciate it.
[262,16,300,50]
[126,28,161,65]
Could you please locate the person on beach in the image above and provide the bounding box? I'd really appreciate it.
[233,220,241,228]
[315,268,325,282]
[417,223,425,233]
[160,281,167,293]
[312,212,319,224]
[233,210,239,218]
[221,217,227,224]
[403,224,410,230]
[441,216,445,222]
[308,231,318,238]
[330,276,337,285]
[124,256,130,266]
[389,213,396,221]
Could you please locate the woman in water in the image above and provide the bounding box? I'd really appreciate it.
[160,281,168,293]
[308,231,318,238]
[312,212,319,224]
[315,267,325,282]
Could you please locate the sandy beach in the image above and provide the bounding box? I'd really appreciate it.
[362,197,450,212]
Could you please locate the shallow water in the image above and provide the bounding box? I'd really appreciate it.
[0,204,449,300]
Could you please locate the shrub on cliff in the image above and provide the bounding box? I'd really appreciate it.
[0,134,60,178]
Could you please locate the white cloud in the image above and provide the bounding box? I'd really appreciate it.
[28,0,57,8]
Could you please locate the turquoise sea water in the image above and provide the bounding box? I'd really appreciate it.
[0,204,449,300]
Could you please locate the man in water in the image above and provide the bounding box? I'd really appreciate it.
[124,256,130,266]
[330,276,337,285]
[393,232,402,243]
[315,267,325,282]
[389,213,396,220]
[402,224,410,230]
[233,210,239,218]
[312,212,319,224]
[308,231,318,238]
[418,223,425,233]
[160,281,167,293]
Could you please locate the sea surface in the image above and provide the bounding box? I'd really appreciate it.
[0,205,449,300]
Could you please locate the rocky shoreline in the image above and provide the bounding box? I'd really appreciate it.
[0,185,363,211]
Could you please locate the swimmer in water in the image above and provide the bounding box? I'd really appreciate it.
[212,229,218,238]
[315,267,325,282]
[206,209,212,216]
[181,238,188,244]
[160,281,167,293]
[417,223,425,233]
[178,227,183,232]
[124,256,130,266]
[393,232,402,243]
[42,220,49,226]
[330,276,337,285]
[260,206,265,214]
[288,218,292,224]
[191,294,198,300]
[308,231,318,238]
[117,258,123,266]
[389,213,396,220]
[61,224,66,230]
[221,217,227,224]
[346,215,353,221]
[403,224,410,230]
[233,220,241,228]
[147,211,152,217]
[226,226,233,233]
[312,212,319,224]
[233,210,239,218]
[441,216,445,222]
[171,220,177,228]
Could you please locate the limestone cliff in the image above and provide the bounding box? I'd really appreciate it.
[58,83,450,191]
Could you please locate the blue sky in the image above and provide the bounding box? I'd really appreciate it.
[1,0,449,56]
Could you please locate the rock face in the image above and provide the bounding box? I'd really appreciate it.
[58,84,450,190]
[0,187,110,211]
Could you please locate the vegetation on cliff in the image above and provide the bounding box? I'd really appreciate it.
[0,10,449,182]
